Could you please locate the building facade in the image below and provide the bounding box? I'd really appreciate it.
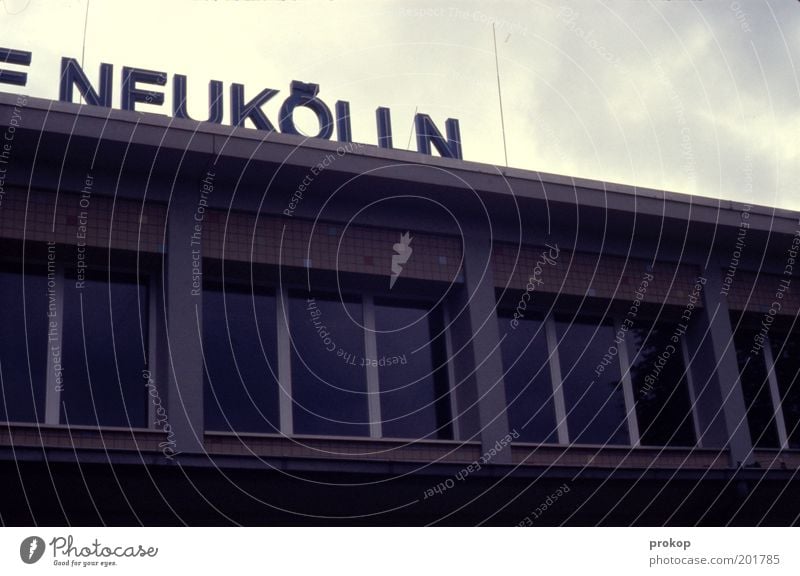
[0,92,799,525]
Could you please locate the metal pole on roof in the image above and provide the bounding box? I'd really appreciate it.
[493,22,509,167]
[81,0,90,67]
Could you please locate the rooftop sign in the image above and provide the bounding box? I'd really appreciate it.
[0,47,463,159]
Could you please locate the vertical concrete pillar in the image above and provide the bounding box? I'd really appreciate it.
[447,287,480,440]
[44,260,64,425]
[447,231,511,463]
[165,180,205,454]
[686,267,753,466]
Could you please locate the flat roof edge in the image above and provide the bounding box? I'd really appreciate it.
[2,92,797,223]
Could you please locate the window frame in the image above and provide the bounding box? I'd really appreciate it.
[496,300,705,448]
[0,255,157,430]
[215,280,458,440]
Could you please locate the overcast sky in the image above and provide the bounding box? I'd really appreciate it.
[1,0,798,209]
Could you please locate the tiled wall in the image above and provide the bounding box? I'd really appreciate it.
[202,210,463,283]
[727,271,800,315]
[493,243,704,307]
[511,444,730,470]
[2,187,795,318]
[0,187,166,254]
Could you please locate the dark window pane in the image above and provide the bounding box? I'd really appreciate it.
[629,323,696,446]
[556,319,629,445]
[290,294,369,437]
[770,332,800,449]
[204,289,280,433]
[0,270,48,423]
[498,314,557,443]
[61,277,148,427]
[733,327,780,448]
[375,302,451,440]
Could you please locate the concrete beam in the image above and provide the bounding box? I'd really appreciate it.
[447,231,512,463]
[687,268,754,466]
[165,175,206,454]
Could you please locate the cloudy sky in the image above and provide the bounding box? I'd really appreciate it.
[1,0,798,209]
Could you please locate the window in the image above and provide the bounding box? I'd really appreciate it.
[556,318,629,445]
[498,313,558,443]
[770,332,800,449]
[374,300,452,439]
[60,275,149,428]
[732,325,780,449]
[290,293,369,437]
[628,322,696,447]
[203,288,280,433]
[0,269,48,423]
[202,284,456,440]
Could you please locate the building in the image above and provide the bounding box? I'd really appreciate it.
[0,91,798,526]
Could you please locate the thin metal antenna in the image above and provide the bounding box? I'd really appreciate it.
[81,0,90,67]
[406,105,418,150]
[492,22,509,167]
